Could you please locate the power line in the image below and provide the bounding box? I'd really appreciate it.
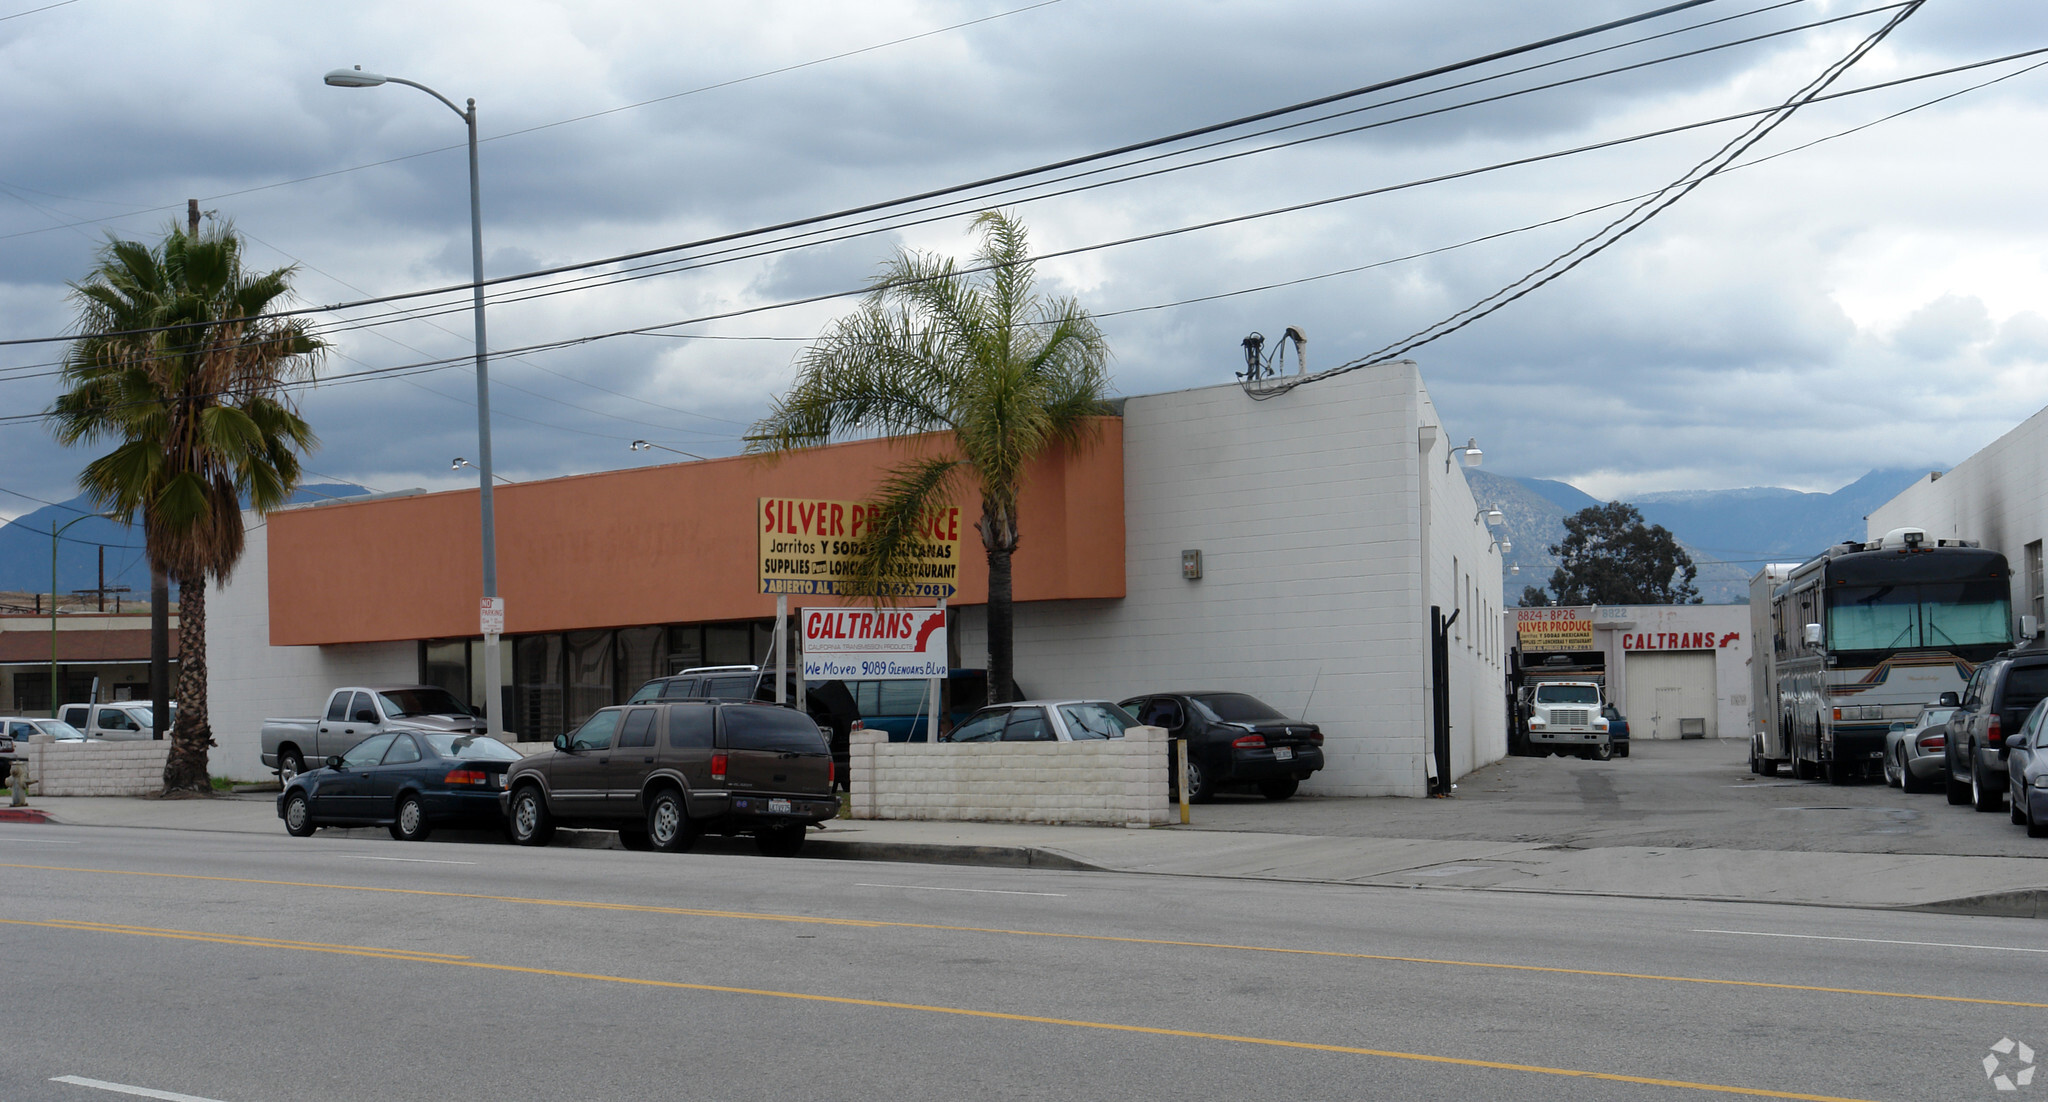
[0,0,1730,350]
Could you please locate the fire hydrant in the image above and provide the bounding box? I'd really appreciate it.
[8,759,27,807]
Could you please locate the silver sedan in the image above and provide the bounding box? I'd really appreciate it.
[1884,706,1954,793]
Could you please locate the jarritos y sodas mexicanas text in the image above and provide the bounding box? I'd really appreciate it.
[758,497,961,598]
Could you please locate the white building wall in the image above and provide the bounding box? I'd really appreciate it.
[1868,410,2048,643]
[205,517,416,780]
[1008,364,1504,796]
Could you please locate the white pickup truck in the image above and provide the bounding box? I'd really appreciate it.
[261,685,486,781]
[1523,680,1614,760]
[59,701,175,741]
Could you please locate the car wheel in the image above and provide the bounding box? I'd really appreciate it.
[389,794,431,842]
[1589,742,1614,762]
[508,786,555,846]
[1617,744,1630,758]
[1748,742,1763,774]
[1945,756,1971,805]
[2027,789,2048,839]
[2012,780,2028,825]
[647,789,697,853]
[755,823,806,857]
[281,791,317,838]
[1900,750,1931,794]
[1258,777,1298,801]
[1793,755,1816,781]
[1882,749,1902,788]
[1182,756,1215,804]
[1972,754,2006,813]
[277,748,305,785]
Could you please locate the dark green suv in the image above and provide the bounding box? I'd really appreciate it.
[501,701,836,857]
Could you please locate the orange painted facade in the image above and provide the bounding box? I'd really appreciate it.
[267,421,1126,646]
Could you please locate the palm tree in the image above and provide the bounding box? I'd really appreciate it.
[49,222,322,793]
[747,211,1112,705]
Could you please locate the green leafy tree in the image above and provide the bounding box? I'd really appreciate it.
[49,223,322,793]
[746,211,1111,704]
[1518,586,1554,608]
[1544,502,1699,605]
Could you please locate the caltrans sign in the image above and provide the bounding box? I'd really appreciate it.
[801,608,948,680]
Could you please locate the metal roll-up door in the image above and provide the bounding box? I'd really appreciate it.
[1627,651,1718,740]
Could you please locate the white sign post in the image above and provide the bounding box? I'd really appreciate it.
[479,597,506,740]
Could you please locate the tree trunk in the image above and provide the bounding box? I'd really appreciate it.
[161,570,211,794]
[980,499,1018,705]
[149,558,170,738]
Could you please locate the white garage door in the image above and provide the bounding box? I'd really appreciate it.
[1627,651,1718,740]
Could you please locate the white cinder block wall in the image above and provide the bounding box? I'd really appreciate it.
[206,517,416,780]
[1003,364,1505,796]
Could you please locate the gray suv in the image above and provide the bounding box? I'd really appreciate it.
[502,701,837,857]
[1945,650,2048,812]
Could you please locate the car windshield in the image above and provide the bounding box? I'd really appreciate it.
[1919,708,1954,727]
[42,720,86,739]
[419,734,520,761]
[1058,702,1136,740]
[377,688,471,718]
[1189,693,1288,723]
[1535,685,1600,704]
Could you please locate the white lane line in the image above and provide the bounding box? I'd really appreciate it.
[0,838,81,843]
[857,883,1067,897]
[336,855,476,865]
[1694,929,2048,954]
[50,1075,230,1102]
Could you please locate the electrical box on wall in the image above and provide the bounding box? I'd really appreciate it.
[1181,550,1202,580]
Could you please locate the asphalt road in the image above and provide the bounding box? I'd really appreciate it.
[3,822,2042,1101]
[1191,737,2048,857]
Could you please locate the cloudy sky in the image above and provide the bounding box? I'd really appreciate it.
[3,0,2046,523]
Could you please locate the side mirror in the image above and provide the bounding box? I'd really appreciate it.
[1938,692,1960,708]
[353,710,377,724]
[1802,623,1823,646]
[553,734,571,752]
[324,755,343,770]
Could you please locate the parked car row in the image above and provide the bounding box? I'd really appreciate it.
[275,676,1328,851]
[1876,644,2048,838]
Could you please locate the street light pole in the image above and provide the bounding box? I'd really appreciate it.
[327,66,504,739]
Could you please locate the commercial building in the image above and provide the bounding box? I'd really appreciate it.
[208,362,1506,796]
[0,609,178,715]
[1506,603,1751,740]
[1867,407,2048,645]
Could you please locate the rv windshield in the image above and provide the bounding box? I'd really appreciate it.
[1827,581,2010,651]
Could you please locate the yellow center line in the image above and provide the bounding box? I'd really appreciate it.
[0,915,1885,1102]
[5,861,2041,1011]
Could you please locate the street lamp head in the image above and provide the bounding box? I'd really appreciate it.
[629,440,650,451]
[452,457,469,471]
[324,66,388,88]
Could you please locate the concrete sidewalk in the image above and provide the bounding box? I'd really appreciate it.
[9,791,2047,918]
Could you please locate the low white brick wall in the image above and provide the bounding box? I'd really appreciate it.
[12,740,171,796]
[849,725,1171,827]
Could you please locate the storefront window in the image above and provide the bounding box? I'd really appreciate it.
[705,622,753,666]
[516,635,564,741]
[565,630,614,723]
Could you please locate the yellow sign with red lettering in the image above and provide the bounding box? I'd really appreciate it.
[1514,608,1595,652]
[757,497,960,598]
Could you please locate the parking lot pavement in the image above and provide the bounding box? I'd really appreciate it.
[1184,736,2048,858]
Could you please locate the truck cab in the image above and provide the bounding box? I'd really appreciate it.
[1524,681,1613,759]
[58,702,173,741]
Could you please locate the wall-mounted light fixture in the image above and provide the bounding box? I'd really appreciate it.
[1181,550,1203,580]
[1491,537,1513,554]
[1446,437,1482,472]
[1476,505,1504,527]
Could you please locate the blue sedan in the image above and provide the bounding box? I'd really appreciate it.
[277,730,523,841]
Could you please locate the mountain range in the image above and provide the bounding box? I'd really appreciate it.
[0,485,368,601]
[1467,467,1936,605]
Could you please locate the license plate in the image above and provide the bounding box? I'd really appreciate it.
[1273,747,1293,761]
[768,798,792,814]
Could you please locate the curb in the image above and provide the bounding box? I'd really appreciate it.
[808,839,1103,872]
[0,807,51,824]
[1903,888,2048,921]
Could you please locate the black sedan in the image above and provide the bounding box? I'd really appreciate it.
[1119,691,1324,802]
[277,730,523,841]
